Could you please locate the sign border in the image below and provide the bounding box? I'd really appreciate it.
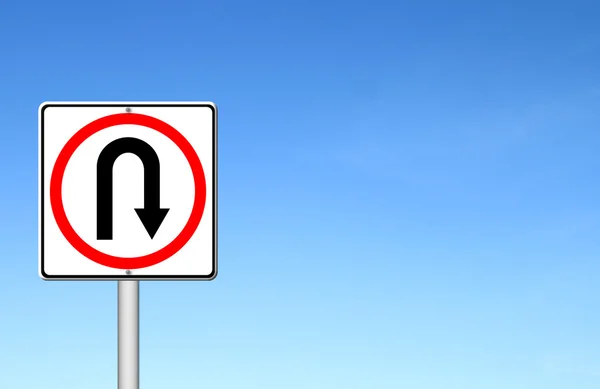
[38,102,218,281]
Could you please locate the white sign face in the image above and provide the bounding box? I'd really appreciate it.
[38,102,217,280]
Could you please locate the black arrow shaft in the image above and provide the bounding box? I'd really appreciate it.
[97,137,161,240]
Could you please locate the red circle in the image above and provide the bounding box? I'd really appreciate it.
[50,113,206,269]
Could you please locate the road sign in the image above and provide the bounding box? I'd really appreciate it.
[39,102,217,280]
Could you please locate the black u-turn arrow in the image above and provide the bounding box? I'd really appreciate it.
[97,137,169,240]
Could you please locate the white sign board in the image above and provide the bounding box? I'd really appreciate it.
[38,102,217,280]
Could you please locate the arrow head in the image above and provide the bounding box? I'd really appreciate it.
[134,208,170,239]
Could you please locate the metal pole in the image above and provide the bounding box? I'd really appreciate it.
[118,280,139,389]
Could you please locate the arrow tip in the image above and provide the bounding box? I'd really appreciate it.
[134,208,170,239]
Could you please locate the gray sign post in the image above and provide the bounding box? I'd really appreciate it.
[118,281,139,389]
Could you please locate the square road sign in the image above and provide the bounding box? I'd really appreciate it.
[39,102,217,280]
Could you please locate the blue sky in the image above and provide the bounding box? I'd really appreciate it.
[2,0,600,388]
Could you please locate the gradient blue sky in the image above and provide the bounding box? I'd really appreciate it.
[2,0,600,388]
